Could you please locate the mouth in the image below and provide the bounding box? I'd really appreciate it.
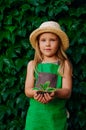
[45,48,51,51]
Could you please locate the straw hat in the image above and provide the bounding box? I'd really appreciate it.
[30,21,69,51]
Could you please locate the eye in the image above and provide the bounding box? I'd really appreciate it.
[40,38,46,42]
[50,38,56,41]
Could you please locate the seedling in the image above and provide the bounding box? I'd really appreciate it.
[34,81,56,94]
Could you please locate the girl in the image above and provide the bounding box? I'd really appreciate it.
[25,21,72,130]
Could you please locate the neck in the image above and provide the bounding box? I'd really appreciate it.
[43,56,58,63]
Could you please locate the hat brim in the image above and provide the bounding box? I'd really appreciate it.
[30,27,69,51]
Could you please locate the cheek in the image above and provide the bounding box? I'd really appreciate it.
[54,47,58,53]
[39,44,44,52]
[39,43,44,49]
[52,43,59,50]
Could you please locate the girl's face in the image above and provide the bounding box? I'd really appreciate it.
[38,32,60,58]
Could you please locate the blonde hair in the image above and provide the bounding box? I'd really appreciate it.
[33,36,72,76]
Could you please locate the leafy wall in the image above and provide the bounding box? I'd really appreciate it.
[0,0,86,129]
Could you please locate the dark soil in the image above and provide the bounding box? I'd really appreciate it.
[37,91,52,95]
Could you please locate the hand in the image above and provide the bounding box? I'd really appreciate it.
[50,91,56,98]
[43,91,56,103]
[34,92,46,104]
[33,91,56,104]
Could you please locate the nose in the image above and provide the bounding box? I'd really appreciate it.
[46,40,50,46]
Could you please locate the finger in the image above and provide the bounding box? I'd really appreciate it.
[42,97,50,104]
[37,94,45,102]
[34,94,41,99]
[34,94,38,99]
[38,95,44,102]
[44,93,51,101]
[50,92,55,97]
[40,97,47,103]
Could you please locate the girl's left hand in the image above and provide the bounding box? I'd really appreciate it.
[34,92,47,104]
[43,92,56,103]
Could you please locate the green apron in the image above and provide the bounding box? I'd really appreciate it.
[25,63,67,130]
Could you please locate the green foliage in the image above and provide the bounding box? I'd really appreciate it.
[0,0,86,129]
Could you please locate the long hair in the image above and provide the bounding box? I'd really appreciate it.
[33,36,72,76]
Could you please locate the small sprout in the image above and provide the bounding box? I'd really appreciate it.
[40,81,50,91]
[34,81,56,94]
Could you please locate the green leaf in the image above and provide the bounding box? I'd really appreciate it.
[21,4,30,12]
[38,81,51,91]
[0,30,11,41]
[81,46,86,54]
[4,15,12,25]
[33,87,41,90]
[16,28,26,37]
[78,111,86,127]
[40,81,50,90]
[15,59,24,71]
[28,0,38,6]
[4,25,17,33]
[79,82,86,95]
[0,56,4,72]
[46,87,56,92]
[44,81,50,88]
[6,47,17,58]
[40,84,46,91]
